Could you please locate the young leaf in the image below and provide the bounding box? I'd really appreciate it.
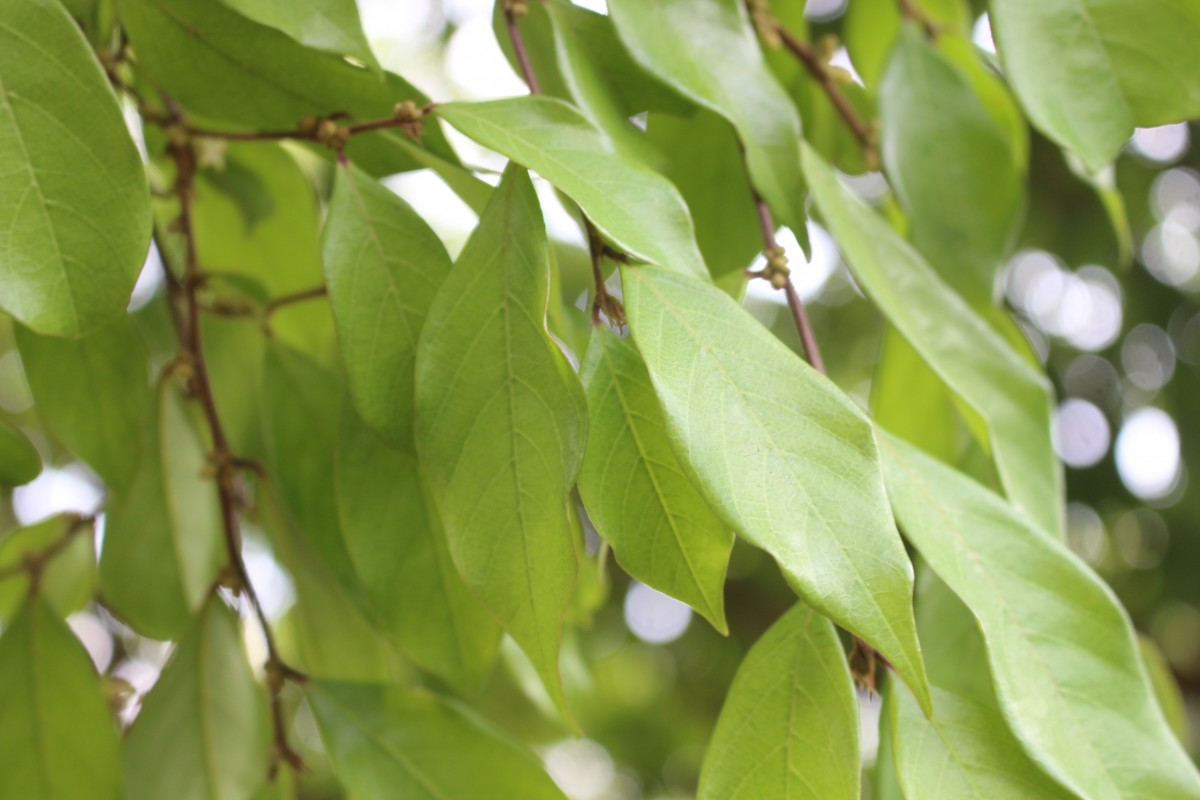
[621,264,930,712]
[880,433,1200,800]
[0,420,40,486]
[16,317,151,491]
[217,0,380,74]
[608,0,809,251]
[698,604,860,799]
[415,165,587,717]
[101,384,224,640]
[578,327,732,632]
[323,164,451,448]
[0,0,150,336]
[879,27,1024,305]
[802,144,1063,539]
[437,97,709,279]
[337,404,501,690]
[122,596,271,800]
[308,681,566,799]
[990,0,1200,171]
[0,515,97,625]
[0,597,122,800]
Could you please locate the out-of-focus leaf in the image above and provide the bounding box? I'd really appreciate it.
[309,682,567,799]
[698,603,859,799]
[337,404,501,690]
[880,27,1023,304]
[1139,634,1190,745]
[578,327,731,632]
[122,596,271,800]
[990,0,1200,171]
[16,317,150,491]
[608,0,809,252]
[101,384,224,640]
[415,165,587,718]
[880,433,1200,800]
[1065,154,1134,267]
[438,98,709,280]
[217,0,380,73]
[0,0,150,336]
[803,144,1062,539]
[0,597,121,800]
[323,164,450,448]
[0,420,39,486]
[843,0,971,87]
[0,515,96,625]
[621,264,929,713]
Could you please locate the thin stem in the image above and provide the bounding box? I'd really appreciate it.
[585,219,625,327]
[898,0,940,38]
[504,5,541,95]
[265,285,328,316]
[0,514,95,585]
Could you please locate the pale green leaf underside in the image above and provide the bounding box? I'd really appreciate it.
[415,165,587,717]
[0,598,121,800]
[218,0,380,73]
[309,682,566,800]
[438,97,709,279]
[0,0,150,336]
[621,264,929,713]
[122,597,270,800]
[803,144,1063,540]
[880,433,1200,800]
[990,0,1200,171]
[578,326,732,632]
[608,0,809,250]
[699,604,859,800]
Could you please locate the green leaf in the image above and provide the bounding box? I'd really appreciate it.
[323,164,451,448]
[415,165,587,718]
[437,97,709,280]
[608,0,809,251]
[101,384,224,640]
[620,264,930,713]
[0,419,39,485]
[122,596,271,800]
[337,403,501,690]
[879,432,1200,800]
[990,0,1200,171]
[843,0,971,87]
[802,144,1063,539]
[870,327,959,465]
[698,603,859,799]
[1139,634,1191,746]
[888,684,1078,800]
[0,0,150,336]
[308,681,566,800]
[16,316,150,492]
[578,327,731,632]
[217,0,380,74]
[879,27,1024,304]
[0,515,96,625]
[0,597,122,800]
[120,0,458,177]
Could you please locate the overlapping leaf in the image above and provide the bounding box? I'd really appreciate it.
[0,515,96,625]
[621,264,929,712]
[0,420,39,486]
[415,165,587,716]
[699,604,859,799]
[218,0,380,73]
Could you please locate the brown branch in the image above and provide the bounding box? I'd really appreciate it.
[503,2,541,95]
[898,0,941,38]
[264,285,328,316]
[0,514,96,586]
[585,219,626,327]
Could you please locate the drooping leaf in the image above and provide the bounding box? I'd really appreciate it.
[989,0,1200,171]
[608,0,809,251]
[621,264,930,712]
[879,27,1024,304]
[880,432,1200,800]
[16,317,150,491]
[0,597,122,800]
[578,327,731,632]
[0,0,150,336]
[437,97,709,279]
[337,403,501,690]
[802,144,1063,539]
[698,603,859,799]
[0,515,96,625]
[415,165,587,717]
[308,681,567,800]
[101,384,224,640]
[217,0,380,73]
[323,164,451,448]
[0,419,39,485]
[122,596,271,800]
